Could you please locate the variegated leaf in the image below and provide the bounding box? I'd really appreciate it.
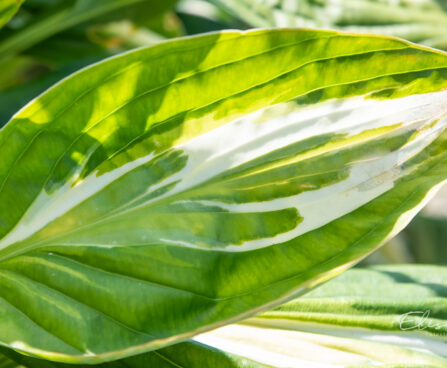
[1,29,447,362]
[197,265,447,367]
[210,0,447,50]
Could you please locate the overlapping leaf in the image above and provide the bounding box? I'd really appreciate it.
[5,265,447,367]
[1,29,447,362]
[210,0,447,50]
[231,264,447,367]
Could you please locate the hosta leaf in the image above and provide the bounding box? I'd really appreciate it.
[196,265,447,367]
[210,0,447,50]
[254,264,447,337]
[197,325,446,368]
[0,0,24,30]
[1,29,447,362]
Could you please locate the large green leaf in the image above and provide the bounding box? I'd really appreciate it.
[2,29,447,363]
[0,0,24,30]
[197,265,447,367]
[210,0,447,50]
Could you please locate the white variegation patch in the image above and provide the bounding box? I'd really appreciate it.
[248,318,447,357]
[195,323,447,367]
[1,90,446,253]
[0,149,154,250]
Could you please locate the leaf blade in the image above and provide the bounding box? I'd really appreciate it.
[209,0,447,50]
[1,29,447,362]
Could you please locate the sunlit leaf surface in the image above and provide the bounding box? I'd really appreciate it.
[1,29,447,362]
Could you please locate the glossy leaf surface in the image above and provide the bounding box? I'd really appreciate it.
[1,29,447,362]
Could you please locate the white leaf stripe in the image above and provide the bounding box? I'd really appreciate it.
[1,90,446,253]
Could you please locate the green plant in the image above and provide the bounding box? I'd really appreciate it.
[2,2,447,367]
[1,265,447,367]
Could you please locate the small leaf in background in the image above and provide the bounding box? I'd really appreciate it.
[0,353,20,368]
[0,0,176,60]
[176,0,243,35]
[209,0,447,50]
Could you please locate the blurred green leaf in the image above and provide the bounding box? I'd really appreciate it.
[369,185,447,265]
[0,353,20,368]
[404,186,447,264]
[0,0,176,60]
[210,0,447,50]
[0,55,107,126]
[405,216,447,264]
[176,0,243,34]
[0,0,24,29]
